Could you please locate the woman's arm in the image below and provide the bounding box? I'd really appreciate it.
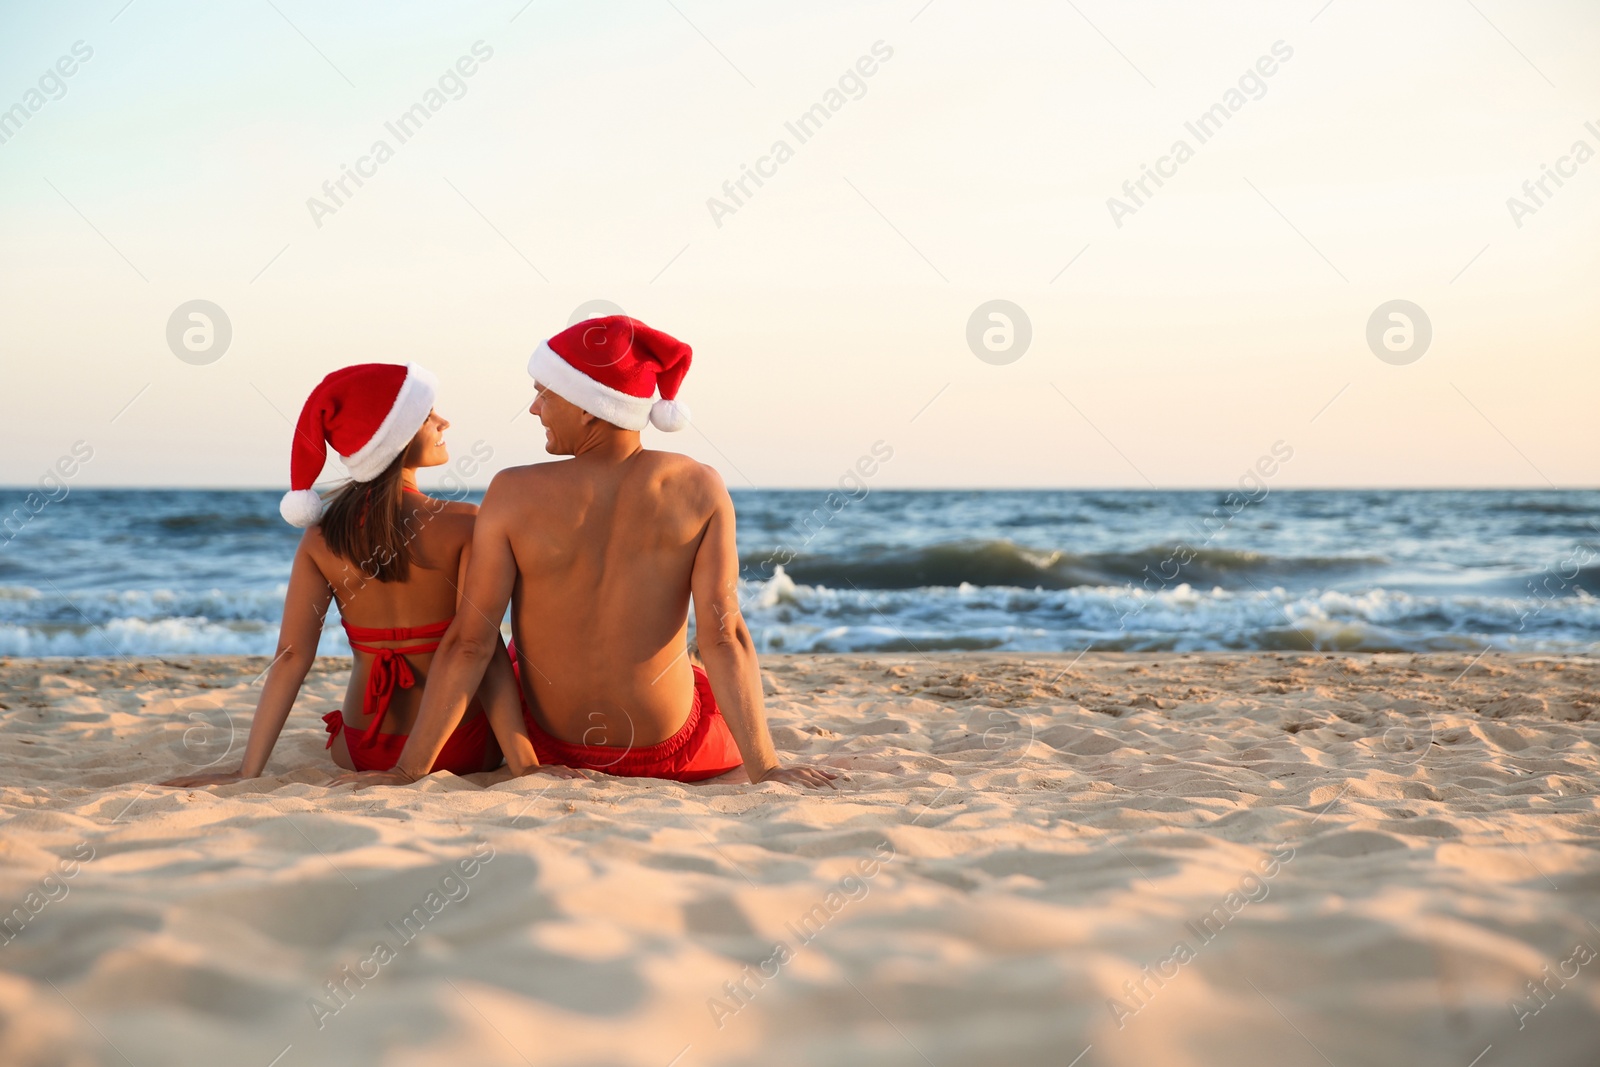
[161,534,333,786]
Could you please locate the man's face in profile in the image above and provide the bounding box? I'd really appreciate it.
[530,383,588,455]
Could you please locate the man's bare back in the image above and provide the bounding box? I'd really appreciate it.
[496,447,719,746]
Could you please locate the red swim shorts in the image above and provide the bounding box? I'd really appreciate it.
[513,659,743,782]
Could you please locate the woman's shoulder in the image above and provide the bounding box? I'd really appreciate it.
[418,496,478,518]
[292,524,341,584]
[297,522,331,552]
[410,496,478,545]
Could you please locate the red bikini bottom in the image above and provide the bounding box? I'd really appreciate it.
[323,706,500,775]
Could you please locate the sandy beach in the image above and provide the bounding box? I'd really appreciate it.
[2,651,1597,1066]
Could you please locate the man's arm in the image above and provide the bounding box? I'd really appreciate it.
[444,530,581,777]
[384,477,521,781]
[691,480,837,789]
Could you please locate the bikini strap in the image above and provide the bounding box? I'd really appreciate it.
[341,618,454,642]
[350,646,425,748]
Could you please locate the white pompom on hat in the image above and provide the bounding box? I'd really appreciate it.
[527,316,692,432]
[278,362,438,527]
[278,488,326,527]
[649,396,691,432]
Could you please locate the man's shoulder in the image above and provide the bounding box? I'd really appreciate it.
[639,448,722,483]
[639,449,728,501]
[486,461,567,492]
[485,460,617,518]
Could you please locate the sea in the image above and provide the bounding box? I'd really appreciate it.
[1,489,1597,658]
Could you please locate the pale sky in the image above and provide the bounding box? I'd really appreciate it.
[1,0,1596,490]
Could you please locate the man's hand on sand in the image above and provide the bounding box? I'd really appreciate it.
[159,771,245,788]
[756,765,839,789]
[330,764,595,788]
[329,768,420,790]
[516,764,594,780]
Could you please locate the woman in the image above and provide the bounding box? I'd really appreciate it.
[162,362,523,787]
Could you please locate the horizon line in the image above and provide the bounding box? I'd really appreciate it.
[3,484,1597,494]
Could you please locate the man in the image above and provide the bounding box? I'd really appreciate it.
[348,316,836,789]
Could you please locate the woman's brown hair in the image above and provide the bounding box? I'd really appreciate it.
[318,435,436,583]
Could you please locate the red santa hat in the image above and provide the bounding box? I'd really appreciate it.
[278,362,439,527]
[526,316,692,432]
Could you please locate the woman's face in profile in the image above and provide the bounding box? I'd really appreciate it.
[411,410,451,467]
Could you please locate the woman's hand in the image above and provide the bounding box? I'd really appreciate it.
[160,770,247,788]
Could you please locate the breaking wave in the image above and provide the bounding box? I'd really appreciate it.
[745,540,1387,591]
